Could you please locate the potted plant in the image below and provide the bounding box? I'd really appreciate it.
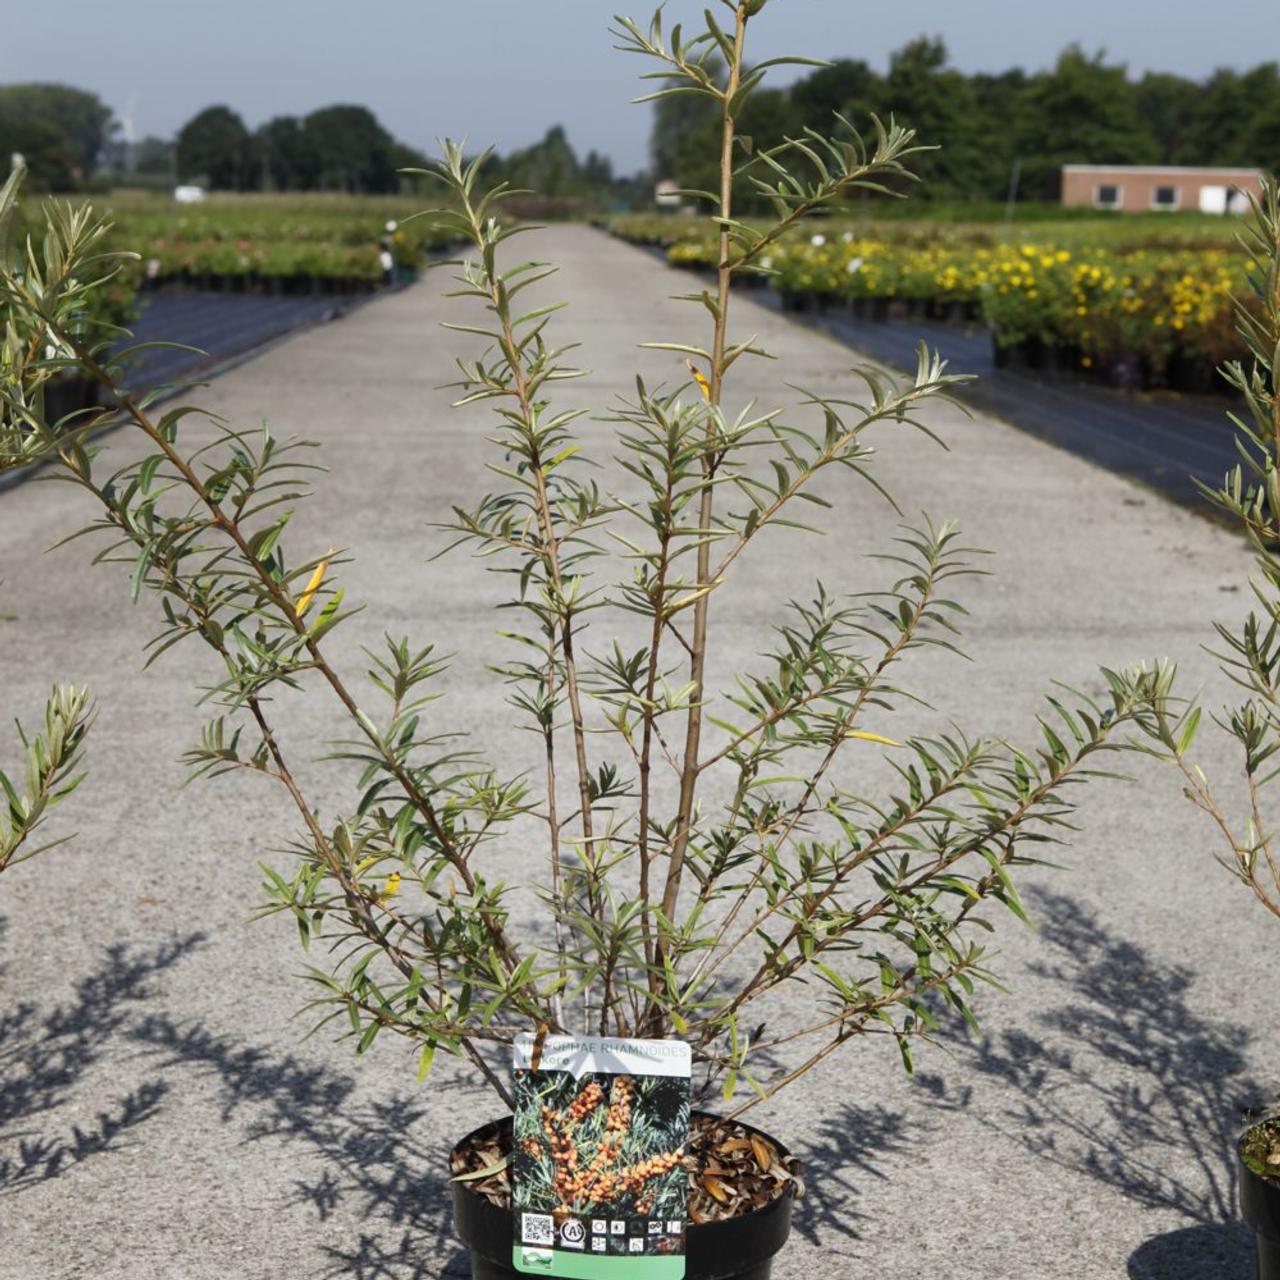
[0,167,141,431]
[1133,175,1280,1279]
[1,7,1173,1277]
[1,160,95,880]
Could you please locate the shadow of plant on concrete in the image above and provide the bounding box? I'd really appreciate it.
[1126,1221,1257,1280]
[788,1104,910,1252]
[0,917,204,1194]
[130,1013,474,1280]
[129,1012,912,1277]
[912,890,1262,1279]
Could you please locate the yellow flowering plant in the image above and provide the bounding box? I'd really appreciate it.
[625,210,1252,385]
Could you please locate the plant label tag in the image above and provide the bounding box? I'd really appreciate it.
[511,1035,691,1279]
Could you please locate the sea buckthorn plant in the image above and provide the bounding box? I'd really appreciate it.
[1,1,1170,1147]
[1137,175,1280,1176]
[0,169,93,880]
[0,684,92,878]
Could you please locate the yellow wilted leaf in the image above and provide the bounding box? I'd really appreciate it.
[845,730,902,748]
[684,358,712,401]
[296,549,335,616]
[750,1134,773,1170]
[701,1174,730,1203]
[666,576,724,616]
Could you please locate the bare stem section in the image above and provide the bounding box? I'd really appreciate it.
[2,4,1173,1109]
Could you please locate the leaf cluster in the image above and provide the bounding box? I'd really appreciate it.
[0,684,93,875]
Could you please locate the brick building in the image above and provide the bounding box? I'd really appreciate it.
[1059,164,1265,213]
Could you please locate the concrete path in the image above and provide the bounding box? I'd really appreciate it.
[1,225,1274,1280]
[751,291,1237,511]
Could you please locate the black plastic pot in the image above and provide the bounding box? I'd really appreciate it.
[43,376,100,425]
[1242,1135,1280,1279]
[992,337,1030,371]
[1104,354,1149,391]
[451,1113,798,1280]
[1164,352,1223,395]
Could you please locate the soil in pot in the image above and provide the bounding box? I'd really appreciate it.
[1244,1119,1280,1178]
[451,1111,802,1280]
[1242,1119,1280,1280]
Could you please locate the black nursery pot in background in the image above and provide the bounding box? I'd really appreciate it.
[42,376,99,425]
[1241,1138,1280,1280]
[451,1113,799,1280]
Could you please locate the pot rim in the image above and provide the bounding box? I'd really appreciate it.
[449,1107,802,1223]
[1239,1122,1280,1189]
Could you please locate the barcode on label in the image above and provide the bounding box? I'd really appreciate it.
[521,1213,555,1246]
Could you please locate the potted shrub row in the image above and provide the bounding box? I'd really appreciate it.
[653,221,1247,395]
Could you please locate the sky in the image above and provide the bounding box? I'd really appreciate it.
[7,0,1279,173]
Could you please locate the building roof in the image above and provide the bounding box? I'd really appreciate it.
[1060,164,1262,176]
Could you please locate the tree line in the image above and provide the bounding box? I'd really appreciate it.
[654,40,1280,205]
[0,84,633,204]
[171,103,419,193]
[4,42,1277,205]
[170,109,637,204]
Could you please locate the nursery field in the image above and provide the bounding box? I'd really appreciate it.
[13,189,460,296]
[606,210,1253,393]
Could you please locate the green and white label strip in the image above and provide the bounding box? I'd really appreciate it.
[511,1035,692,1279]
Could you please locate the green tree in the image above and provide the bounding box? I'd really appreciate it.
[256,115,319,190]
[651,56,724,188]
[0,109,78,190]
[876,37,996,200]
[0,84,114,175]
[1244,93,1280,172]
[738,87,804,165]
[390,139,429,174]
[582,148,614,190]
[301,105,397,193]
[969,69,1030,200]
[176,105,252,190]
[1135,72,1202,164]
[501,124,585,198]
[1181,63,1279,165]
[133,135,175,177]
[651,73,802,210]
[1016,47,1158,196]
[789,58,879,131]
